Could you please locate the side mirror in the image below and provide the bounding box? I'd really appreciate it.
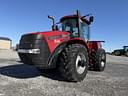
[89,16,94,23]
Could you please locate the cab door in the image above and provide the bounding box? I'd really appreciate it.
[81,22,90,41]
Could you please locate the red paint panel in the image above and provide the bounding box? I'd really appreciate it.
[39,31,70,53]
[87,41,104,51]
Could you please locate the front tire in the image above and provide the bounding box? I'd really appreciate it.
[18,53,33,64]
[58,44,89,82]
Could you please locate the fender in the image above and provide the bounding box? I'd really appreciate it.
[48,38,89,68]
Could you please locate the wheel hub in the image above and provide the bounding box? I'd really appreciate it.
[101,61,105,67]
[101,54,105,67]
[76,53,86,74]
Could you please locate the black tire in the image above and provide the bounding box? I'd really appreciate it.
[58,44,89,82]
[93,49,106,71]
[114,51,121,56]
[125,51,128,57]
[18,53,33,64]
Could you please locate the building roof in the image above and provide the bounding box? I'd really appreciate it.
[0,37,12,41]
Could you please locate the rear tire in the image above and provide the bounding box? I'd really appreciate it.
[58,44,89,82]
[114,51,121,56]
[94,49,106,71]
[125,51,128,57]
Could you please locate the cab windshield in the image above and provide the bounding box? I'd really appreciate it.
[61,18,79,37]
[61,18,90,40]
[124,46,128,51]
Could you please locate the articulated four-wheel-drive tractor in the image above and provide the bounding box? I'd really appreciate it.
[112,46,128,56]
[18,10,106,82]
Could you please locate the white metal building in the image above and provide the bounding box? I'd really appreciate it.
[0,37,12,49]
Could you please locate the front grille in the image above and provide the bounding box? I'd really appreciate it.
[20,34,42,42]
[19,34,51,69]
[19,34,42,49]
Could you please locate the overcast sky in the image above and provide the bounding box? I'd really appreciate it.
[0,0,128,52]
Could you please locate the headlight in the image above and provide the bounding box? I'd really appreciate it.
[18,49,40,54]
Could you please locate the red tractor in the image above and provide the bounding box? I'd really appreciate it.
[18,10,106,82]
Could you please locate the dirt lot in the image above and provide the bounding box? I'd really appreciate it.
[0,50,128,96]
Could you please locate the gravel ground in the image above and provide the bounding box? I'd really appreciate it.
[0,50,128,96]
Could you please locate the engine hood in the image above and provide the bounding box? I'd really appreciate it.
[29,31,70,37]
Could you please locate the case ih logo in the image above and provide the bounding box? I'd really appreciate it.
[54,39,61,44]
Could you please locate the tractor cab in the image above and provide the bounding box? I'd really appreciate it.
[60,15,92,41]
[123,46,128,51]
[49,10,94,41]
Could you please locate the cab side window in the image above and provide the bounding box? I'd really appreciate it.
[81,22,89,40]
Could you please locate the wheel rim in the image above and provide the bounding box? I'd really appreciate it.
[76,53,86,74]
[101,61,105,67]
[101,54,105,67]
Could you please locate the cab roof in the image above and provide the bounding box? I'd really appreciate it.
[60,15,91,25]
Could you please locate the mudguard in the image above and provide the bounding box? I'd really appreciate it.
[48,38,89,68]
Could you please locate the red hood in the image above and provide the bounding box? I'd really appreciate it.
[26,31,69,37]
